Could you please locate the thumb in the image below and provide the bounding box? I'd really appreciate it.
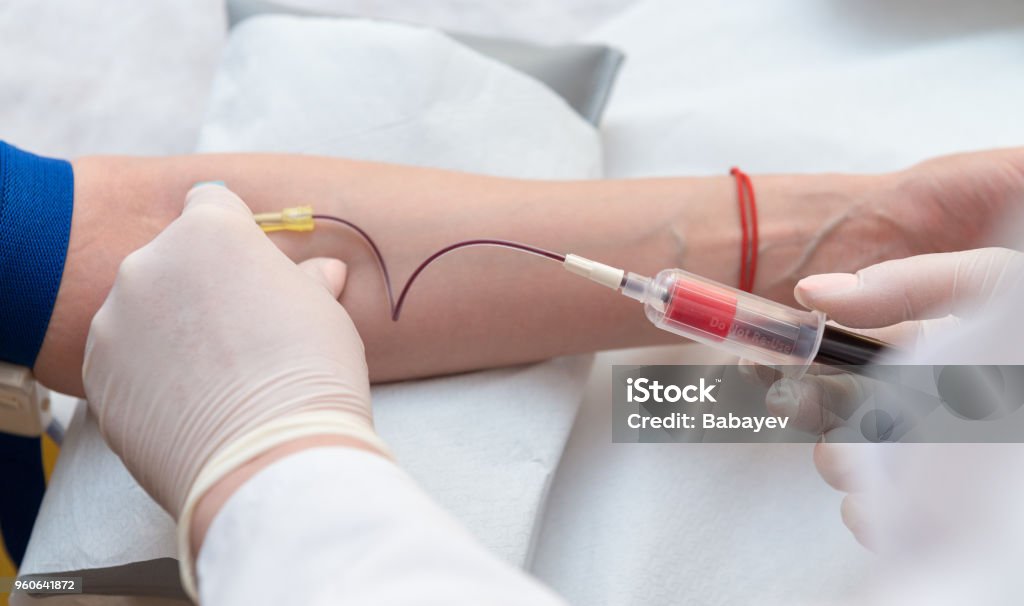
[183,181,254,222]
[297,258,348,299]
[794,248,1024,328]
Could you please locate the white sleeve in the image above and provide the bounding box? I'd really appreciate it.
[196,447,567,606]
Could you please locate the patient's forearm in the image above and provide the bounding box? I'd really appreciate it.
[39,154,882,396]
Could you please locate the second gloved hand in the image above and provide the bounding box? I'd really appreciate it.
[764,247,1024,549]
[765,247,1024,434]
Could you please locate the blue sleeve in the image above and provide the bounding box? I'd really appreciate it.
[0,141,75,368]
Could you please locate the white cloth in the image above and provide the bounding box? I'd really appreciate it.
[228,0,636,44]
[198,448,566,606]
[0,0,224,157]
[198,16,601,179]
[592,0,1024,176]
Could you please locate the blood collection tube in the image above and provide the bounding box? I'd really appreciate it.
[621,268,825,371]
[563,255,887,376]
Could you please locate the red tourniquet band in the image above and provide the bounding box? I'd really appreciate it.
[730,167,758,292]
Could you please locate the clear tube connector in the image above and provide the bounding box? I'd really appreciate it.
[564,256,825,376]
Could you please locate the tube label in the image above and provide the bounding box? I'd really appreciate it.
[665,280,737,340]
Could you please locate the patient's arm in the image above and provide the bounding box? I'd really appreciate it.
[39,150,1020,396]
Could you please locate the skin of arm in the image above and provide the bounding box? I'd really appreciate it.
[38,149,1021,396]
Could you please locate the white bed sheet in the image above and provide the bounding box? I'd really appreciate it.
[0,0,224,157]
[229,0,637,44]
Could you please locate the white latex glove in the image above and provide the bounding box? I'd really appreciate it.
[762,247,1024,433]
[793,247,1024,346]
[82,183,388,596]
[762,247,1024,549]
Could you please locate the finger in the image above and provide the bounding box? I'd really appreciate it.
[738,359,851,388]
[828,321,918,347]
[736,359,783,387]
[766,373,868,433]
[297,258,348,299]
[794,248,1024,328]
[814,440,871,492]
[840,494,875,551]
[183,181,255,222]
[143,183,268,264]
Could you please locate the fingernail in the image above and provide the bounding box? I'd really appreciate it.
[766,378,801,418]
[187,181,227,201]
[795,273,858,308]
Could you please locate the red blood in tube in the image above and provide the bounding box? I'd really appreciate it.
[665,279,737,340]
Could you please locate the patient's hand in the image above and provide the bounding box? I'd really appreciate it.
[759,147,1024,302]
[889,148,1024,252]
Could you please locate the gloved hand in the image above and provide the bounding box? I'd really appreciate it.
[765,247,1024,433]
[762,247,1024,548]
[82,183,388,594]
[796,247,1023,343]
